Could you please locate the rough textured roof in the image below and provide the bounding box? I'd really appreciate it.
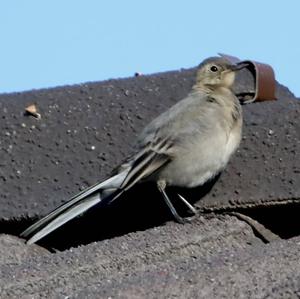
[0,66,299,298]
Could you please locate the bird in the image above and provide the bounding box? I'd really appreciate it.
[21,57,248,244]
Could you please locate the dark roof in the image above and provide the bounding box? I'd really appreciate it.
[0,66,299,298]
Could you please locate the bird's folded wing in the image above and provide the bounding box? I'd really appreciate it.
[121,138,173,190]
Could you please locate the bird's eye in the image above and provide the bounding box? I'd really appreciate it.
[210,65,218,72]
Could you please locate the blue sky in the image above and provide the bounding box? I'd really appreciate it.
[1,1,299,96]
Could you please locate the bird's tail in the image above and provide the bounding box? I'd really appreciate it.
[20,170,129,244]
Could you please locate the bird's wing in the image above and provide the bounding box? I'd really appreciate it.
[120,137,173,191]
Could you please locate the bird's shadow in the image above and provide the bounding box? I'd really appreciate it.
[35,174,220,251]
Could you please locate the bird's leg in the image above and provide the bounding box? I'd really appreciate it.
[177,194,197,216]
[157,180,186,224]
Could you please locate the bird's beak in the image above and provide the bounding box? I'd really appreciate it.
[229,62,250,71]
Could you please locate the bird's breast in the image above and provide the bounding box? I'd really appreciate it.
[157,124,241,188]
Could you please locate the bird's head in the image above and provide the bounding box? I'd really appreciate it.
[194,57,249,91]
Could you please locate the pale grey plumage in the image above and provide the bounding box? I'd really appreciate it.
[21,57,246,244]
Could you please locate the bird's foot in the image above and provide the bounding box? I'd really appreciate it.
[157,180,198,223]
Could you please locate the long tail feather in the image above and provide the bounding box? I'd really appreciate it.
[27,192,102,244]
[21,144,172,244]
[21,170,128,243]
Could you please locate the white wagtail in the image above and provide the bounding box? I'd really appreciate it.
[21,57,248,244]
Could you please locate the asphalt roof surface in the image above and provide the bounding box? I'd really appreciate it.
[0,65,299,298]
